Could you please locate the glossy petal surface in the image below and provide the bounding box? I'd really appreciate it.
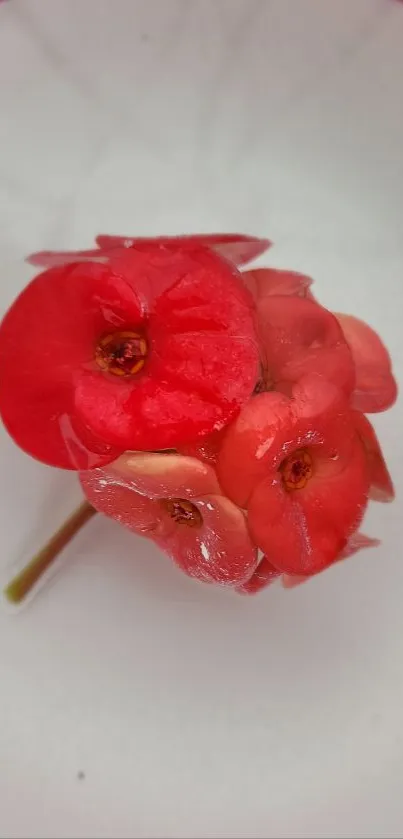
[219,375,369,575]
[248,434,368,575]
[81,457,257,586]
[158,494,257,586]
[0,261,135,469]
[102,452,220,499]
[258,296,355,397]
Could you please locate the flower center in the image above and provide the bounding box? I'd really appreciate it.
[95,330,148,377]
[161,498,203,528]
[281,449,313,491]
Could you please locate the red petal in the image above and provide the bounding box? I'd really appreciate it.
[257,296,355,397]
[75,369,231,451]
[157,494,258,586]
[218,374,355,508]
[353,411,394,502]
[218,374,369,575]
[179,430,225,466]
[95,233,272,266]
[0,261,141,469]
[75,248,259,451]
[81,469,159,534]
[28,234,271,270]
[282,574,309,589]
[248,432,369,575]
[236,555,281,595]
[101,452,220,499]
[156,331,257,410]
[282,531,379,588]
[217,390,293,508]
[339,531,380,559]
[243,268,313,301]
[335,313,397,412]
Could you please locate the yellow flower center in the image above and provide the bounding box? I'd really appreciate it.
[281,449,313,491]
[95,330,147,377]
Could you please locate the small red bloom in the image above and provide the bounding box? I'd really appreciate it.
[335,313,397,413]
[27,232,271,270]
[0,246,259,470]
[253,295,355,397]
[81,453,258,586]
[218,374,370,576]
[242,271,396,413]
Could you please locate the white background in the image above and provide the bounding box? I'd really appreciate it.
[1,1,403,837]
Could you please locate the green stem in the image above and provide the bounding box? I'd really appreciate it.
[4,501,96,604]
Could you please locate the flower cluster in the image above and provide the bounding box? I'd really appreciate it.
[0,232,396,595]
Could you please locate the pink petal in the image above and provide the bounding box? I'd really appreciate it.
[80,469,159,534]
[339,531,380,559]
[213,239,271,266]
[243,268,313,301]
[353,411,394,502]
[236,556,281,595]
[27,234,272,270]
[258,297,355,398]
[282,574,309,589]
[82,465,257,586]
[104,452,220,499]
[157,494,258,586]
[335,313,397,413]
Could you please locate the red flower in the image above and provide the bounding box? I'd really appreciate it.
[255,295,355,397]
[27,232,271,269]
[335,313,397,413]
[0,246,259,470]
[80,453,258,586]
[218,374,370,576]
[242,267,397,415]
[242,272,355,397]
